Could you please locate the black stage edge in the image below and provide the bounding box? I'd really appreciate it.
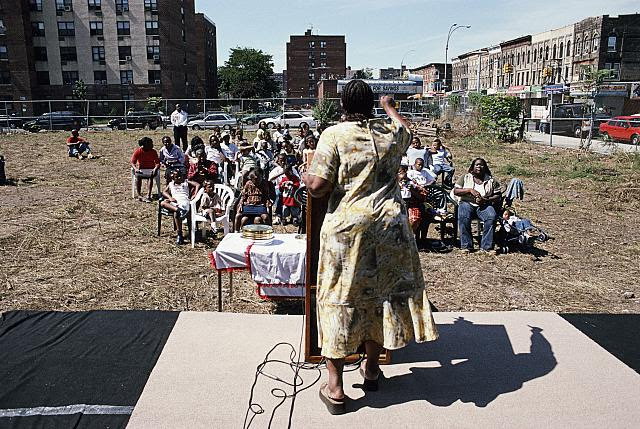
[0,310,179,429]
[560,313,640,374]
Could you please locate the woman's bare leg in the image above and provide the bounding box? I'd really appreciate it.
[326,358,345,400]
[135,177,143,199]
[146,178,153,199]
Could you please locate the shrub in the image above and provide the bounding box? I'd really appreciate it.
[478,95,521,142]
[312,99,338,128]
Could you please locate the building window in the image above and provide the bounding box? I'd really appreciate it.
[583,37,589,54]
[31,22,46,37]
[320,52,326,58]
[544,46,549,60]
[575,38,581,55]
[565,67,569,81]
[145,21,159,35]
[0,19,4,36]
[62,71,79,85]
[58,21,75,37]
[90,21,103,36]
[56,0,73,11]
[148,70,161,84]
[308,41,315,48]
[120,70,133,85]
[60,47,77,62]
[566,41,571,57]
[36,71,49,85]
[0,46,7,61]
[88,0,101,9]
[0,71,11,85]
[94,70,107,84]
[320,61,327,68]
[593,34,599,51]
[34,46,48,61]
[30,0,43,11]
[144,0,158,11]
[308,73,315,80]
[117,21,130,36]
[92,46,105,61]
[118,46,132,61]
[607,35,616,52]
[116,0,129,13]
[552,44,557,60]
[320,41,327,48]
[559,42,563,58]
[527,50,530,63]
[147,46,160,60]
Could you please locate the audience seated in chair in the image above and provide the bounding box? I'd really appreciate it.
[405,136,428,169]
[278,165,301,226]
[160,169,200,245]
[398,165,429,245]
[159,135,185,184]
[187,147,218,185]
[427,138,455,187]
[131,136,160,202]
[198,178,224,235]
[453,157,501,252]
[235,168,272,231]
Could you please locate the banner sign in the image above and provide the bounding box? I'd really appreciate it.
[631,82,640,100]
[597,84,629,97]
[337,80,422,94]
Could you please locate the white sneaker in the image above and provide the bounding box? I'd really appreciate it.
[210,223,218,234]
[273,216,281,225]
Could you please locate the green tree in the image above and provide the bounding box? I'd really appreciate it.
[478,95,522,142]
[218,47,279,98]
[72,80,87,100]
[580,66,615,150]
[312,99,338,127]
[423,102,441,119]
[448,94,461,115]
[146,96,163,113]
[352,68,374,79]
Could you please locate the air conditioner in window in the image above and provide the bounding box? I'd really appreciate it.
[64,6,72,11]
[125,56,132,61]
[96,11,102,16]
[154,80,161,84]
[99,60,106,65]
[153,55,160,60]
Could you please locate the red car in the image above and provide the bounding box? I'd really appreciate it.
[598,116,640,145]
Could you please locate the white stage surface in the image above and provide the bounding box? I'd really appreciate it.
[127,312,640,429]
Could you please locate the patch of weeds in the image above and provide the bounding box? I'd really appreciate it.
[500,164,534,177]
[552,197,570,207]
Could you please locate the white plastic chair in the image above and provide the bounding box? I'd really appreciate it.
[189,184,234,248]
[131,168,161,198]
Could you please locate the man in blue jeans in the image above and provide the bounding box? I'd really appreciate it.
[453,158,501,252]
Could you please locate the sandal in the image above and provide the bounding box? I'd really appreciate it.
[318,382,346,415]
[359,364,380,392]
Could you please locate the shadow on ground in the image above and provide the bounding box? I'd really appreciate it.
[351,317,557,411]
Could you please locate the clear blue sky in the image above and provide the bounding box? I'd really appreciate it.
[196,0,638,74]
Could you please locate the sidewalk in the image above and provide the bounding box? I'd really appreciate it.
[525,131,639,155]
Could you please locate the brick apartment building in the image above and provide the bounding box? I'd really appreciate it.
[0,0,217,111]
[410,63,450,95]
[286,29,346,98]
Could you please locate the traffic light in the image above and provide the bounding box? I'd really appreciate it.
[503,63,513,74]
[542,66,553,78]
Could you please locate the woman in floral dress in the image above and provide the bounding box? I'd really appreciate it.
[304,80,438,414]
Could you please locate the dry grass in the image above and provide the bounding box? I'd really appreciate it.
[0,129,639,314]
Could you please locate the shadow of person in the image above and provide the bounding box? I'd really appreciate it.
[351,317,557,411]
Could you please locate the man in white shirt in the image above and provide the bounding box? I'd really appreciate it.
[407,158,436,187]
[405,137,428,169]
[171,104,189,151]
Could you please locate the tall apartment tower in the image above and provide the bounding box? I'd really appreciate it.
[286,29,346,98]
[0,0,217,107]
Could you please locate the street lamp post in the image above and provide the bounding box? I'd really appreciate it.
[444,23,471,92]
[400,50,415,78]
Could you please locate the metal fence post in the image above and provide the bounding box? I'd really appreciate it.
[4,101,8,129]
[48,100,52,131]
[548,93,553,147]
[85,100,90,131]
[203,99,206,115]
[124,100,128,130]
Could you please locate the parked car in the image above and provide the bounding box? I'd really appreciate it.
[540,104,588,138]
[187,111,226,123]
[23,111,86,132]
[0,113,25,129]
[188,113,237,130]
[241,111,279,125]
[259,111,316,129]
[373,107,387,119]
[108,111,163,130]
[581,113,611,137]
[598,116,640,145]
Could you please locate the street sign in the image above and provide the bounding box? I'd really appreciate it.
[543,84,567,95]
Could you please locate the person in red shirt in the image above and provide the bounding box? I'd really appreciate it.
[278,165,301,226]
[66,129,94,159]
[131,136,161,202]
[187,148,218,185]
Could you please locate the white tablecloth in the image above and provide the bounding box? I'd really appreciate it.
[212,233,306,298]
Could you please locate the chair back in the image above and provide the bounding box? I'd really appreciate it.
[214,184,235,215]
[425,184,448,211]
[293,185,307,208]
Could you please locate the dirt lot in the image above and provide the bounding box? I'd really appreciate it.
[1,129,639,314]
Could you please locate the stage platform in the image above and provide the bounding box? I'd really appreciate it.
[1,311,639,428]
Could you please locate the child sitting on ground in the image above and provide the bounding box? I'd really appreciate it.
[235,169,272,230]
[66,129,95,159]
[278,165,301,226]
[160,170,200,245]
[199,178,224,235]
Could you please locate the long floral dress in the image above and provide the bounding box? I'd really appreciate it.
[308,118,439,359]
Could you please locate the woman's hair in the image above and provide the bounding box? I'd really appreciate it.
[138,136,153,147]
[162,136,172,144]
[191,136,204,148]
[203,178,215,189]
[208,134,219,144]
[468,157,492,176]
[341,79,374,122]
